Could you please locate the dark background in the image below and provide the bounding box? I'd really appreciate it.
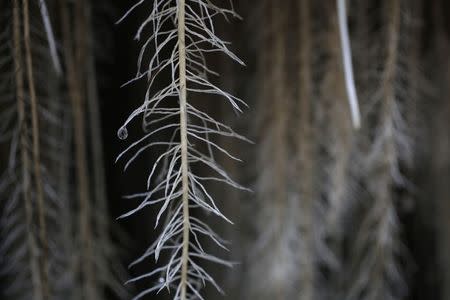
[89,0,450,299]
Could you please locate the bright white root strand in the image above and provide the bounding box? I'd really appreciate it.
[337,0,361,129]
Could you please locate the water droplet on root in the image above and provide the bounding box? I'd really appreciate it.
[117,127,128,140]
